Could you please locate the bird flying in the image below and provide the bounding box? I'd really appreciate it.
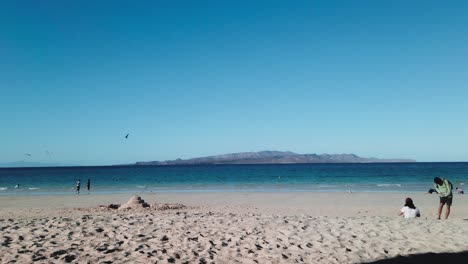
[25,153,31,156]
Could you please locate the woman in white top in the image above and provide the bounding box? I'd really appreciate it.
[399,197,421,218]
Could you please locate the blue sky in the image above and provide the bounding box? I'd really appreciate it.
[1,1,468,165]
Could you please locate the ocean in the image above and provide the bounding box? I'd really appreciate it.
[0,163,467,196]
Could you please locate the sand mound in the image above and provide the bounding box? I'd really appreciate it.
[118,195,149,210]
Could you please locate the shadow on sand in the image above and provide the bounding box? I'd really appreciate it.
[363,251,468,264]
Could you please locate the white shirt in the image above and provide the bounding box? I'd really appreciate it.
[401,206,420,218]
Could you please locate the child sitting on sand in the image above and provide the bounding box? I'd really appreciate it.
[399,197,421,218]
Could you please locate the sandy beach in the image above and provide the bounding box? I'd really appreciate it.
[1,192,467,263]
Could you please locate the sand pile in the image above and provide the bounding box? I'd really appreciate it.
[118,195,149,210]
[112,196,185,211]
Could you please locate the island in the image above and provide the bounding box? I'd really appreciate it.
[134,151,415,165]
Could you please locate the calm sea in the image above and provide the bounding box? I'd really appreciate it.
[0,163,467,196]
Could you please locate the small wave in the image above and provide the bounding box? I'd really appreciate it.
[0,187,7,191]
[317,184,339,188]
[377,184,401,187]
[28,187,40,190]
[460,183,465,186]
[136,185,147,189]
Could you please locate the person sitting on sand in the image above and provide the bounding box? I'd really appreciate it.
[427,188,436,194]
[456,187,464,194]
[399,197,421,218]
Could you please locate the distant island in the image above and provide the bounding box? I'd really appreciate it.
[134,151,415,166]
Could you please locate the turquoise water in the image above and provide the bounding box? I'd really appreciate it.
[0,163,467,195]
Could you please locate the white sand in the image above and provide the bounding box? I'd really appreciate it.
[1,192,467,263]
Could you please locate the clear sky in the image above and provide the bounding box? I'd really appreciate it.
[1,1,468,165]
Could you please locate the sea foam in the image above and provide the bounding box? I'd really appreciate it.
[376,184,401,187]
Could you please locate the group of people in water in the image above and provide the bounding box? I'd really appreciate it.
[400,177,463,220]
[75,179,91,195]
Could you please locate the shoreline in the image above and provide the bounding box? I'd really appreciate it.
[1,185,463,196]
[1,191,467,219]
[0,189,444,196]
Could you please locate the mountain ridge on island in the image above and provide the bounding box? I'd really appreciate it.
[134,151,416,166]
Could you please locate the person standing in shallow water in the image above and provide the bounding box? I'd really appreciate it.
[76,179,81,195]
[87,179,91,194]
[434,177,453,220]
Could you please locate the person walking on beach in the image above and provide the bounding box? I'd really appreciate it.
[434,177,453,220]
[87,179,91,194]
[399,197,420,218]
[76,179,81,195]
